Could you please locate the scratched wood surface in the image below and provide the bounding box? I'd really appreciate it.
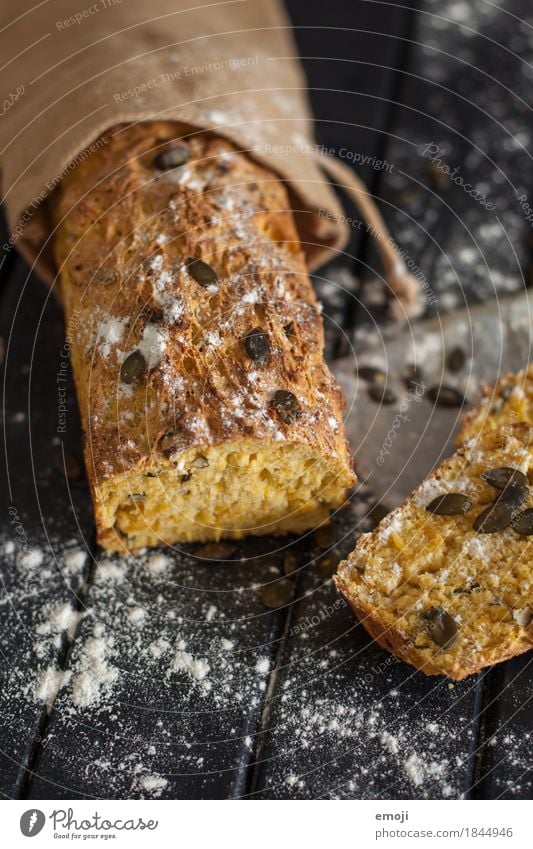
[0,0,531,800]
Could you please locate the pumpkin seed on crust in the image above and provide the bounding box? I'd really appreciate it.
[473,502,514,533]
[513,508,533,536]
[426,493,473,516]
[244,328,270,363]
[186,258,218,288]
[153,143,189,170]
[271,390,301,424]
[481,466,528,490]
[120,350,146,384]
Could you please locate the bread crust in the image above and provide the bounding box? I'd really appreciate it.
[52,122,355,550]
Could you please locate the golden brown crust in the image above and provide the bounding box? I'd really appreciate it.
[52,122,355,550]
[335,420,533,680]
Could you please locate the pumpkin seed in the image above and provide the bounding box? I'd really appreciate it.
[314,523,335,549]
[153,142,189,170]
[186,257,218,287]
[120,349,146,384]
[495,483,528,510]
[368,384,397,405]
[159,430,179,457]
[271,390,301,424]
[54,450,83,481]
[453,581,480,595]
[426,492,473,515]
[193,455,209,468]
[424,607,459,650]
[357,365,386,384]
[473,502,514,533]
[513,607,532,627]
[244,328,270,363]
[403,364,425,394]
[260,578,294,608]
[94,267,118,286]
[196,542,235,560]
[317,551,341,577]
[283,550,299,576]
[513,508,533,536]
[427,384,465,408]
[446,346,466,373]
[481,466,528,490]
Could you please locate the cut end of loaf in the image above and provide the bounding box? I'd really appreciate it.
[96,438,355,552]
[335,423,533,680]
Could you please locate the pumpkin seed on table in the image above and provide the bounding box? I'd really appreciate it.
[426,493,473,516]
[314,523,335,549]
[427,384,465,408]
[367,384,397,405]
[55,450,83,481]
[244,328,270,363]
[186,258,218,288]
[283,550,299,576]
[317,551,341,577]
[120,349,146,384]
[473,502,514,533]
[261,578,294,608]
[481,466,528,490]
[357,365,386,384]
[446,346,466,373]
[153,142,189,170]
[403,364,424,394]
[271,390,301,423]
[423,607,459,650]
[196,542,236,560]
[513,508,533,536]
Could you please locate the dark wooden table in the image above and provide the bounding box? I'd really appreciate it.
[1,0,531,799]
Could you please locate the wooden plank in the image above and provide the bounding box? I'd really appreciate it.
[0,261,94,797]
[286,0,417,356]
[472,657,532,799]
[357,0,533,327]
[246,498,482,799]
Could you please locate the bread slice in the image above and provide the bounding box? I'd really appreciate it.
[458,365,533,443]
[53,123,355,551]
[335,422,533,679]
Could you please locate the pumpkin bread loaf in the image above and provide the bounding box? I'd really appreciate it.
[335,420,532,679]
[52,122,355,552]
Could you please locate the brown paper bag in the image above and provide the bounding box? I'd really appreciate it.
[0,0,350,284]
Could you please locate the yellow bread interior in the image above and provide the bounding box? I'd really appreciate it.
[335,423,533,679]
[97,438,352,551]
[458,365,533,443]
